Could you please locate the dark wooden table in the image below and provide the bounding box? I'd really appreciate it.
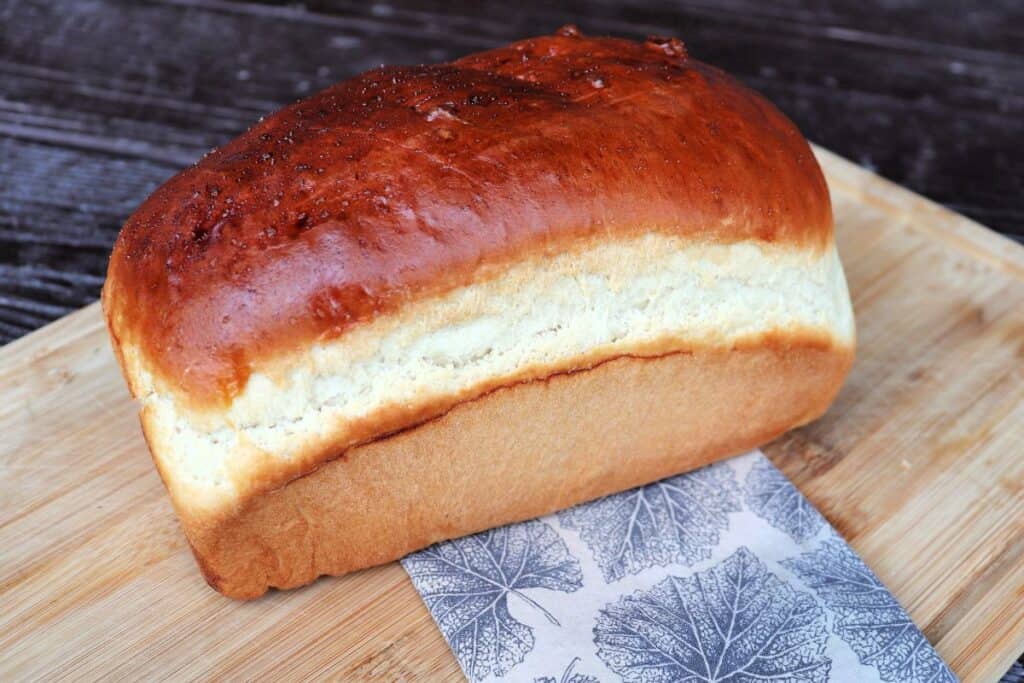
[2,1,1022,679]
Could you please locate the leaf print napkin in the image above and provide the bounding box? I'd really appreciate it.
[401,450,958,683]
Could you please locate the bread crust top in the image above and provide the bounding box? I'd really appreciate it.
[103,27,832,406]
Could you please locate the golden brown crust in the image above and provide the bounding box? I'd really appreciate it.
[181,339,853,599]
[102,28,831,406]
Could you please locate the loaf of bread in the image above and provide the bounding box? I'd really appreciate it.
[102,27,855,599]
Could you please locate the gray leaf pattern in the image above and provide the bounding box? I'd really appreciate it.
[744,457,825,542]
[404,453,955,681]
[594,547,831,682]
[558,461,741,582]
[402,520,583,680]
[784,539,957,683]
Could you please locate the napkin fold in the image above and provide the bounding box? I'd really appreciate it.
[402,450,957,683]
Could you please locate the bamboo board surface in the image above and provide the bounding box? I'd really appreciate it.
[1,148,1022,682]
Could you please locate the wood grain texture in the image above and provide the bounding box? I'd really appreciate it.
[0,148,1022,681]
[1,0,1023,344]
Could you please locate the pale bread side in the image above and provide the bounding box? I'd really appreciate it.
[174,337,853,598]
[125,235,854,519]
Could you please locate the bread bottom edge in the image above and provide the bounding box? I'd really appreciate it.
[184,341,853,598]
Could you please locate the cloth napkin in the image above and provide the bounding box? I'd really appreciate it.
[402,450,957,683]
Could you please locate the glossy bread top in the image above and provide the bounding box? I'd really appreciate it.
[103,27,832,405]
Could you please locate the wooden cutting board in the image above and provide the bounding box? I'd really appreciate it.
[1,148,1022,682]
